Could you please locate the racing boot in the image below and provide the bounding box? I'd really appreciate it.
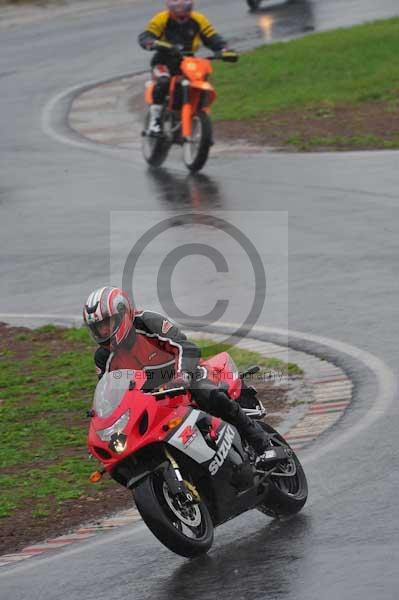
[229,403,271,456]
[194,383,271,457]
[148,104,162,137]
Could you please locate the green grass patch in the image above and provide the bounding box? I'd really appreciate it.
[195,338,302,376]
[212,17,399,120]
[0,325,301,518]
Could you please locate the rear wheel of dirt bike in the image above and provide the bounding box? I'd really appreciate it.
[142,111,170,168]
[247,0,261,11]
[133,471,214,558]
[183,111,212,173]
[257,422,308,518]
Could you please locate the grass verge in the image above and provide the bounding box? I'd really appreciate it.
[0,324,301,525]
[212,17,399,150]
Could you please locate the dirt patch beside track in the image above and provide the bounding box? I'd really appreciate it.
[214,102,399,151]
[129,92,399,152]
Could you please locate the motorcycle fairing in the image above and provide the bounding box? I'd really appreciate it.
[167,408,247,472]
[203,426,270,525]
[167,408,216,463]
[168,409,251,482]
[89,352,241,470]
[201,352,243,400]
[180,57,213,81]
[89,375,193,470]
[166,411,269,526]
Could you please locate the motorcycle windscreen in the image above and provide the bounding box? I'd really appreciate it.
[93,369,147,418]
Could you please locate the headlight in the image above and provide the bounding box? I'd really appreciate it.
[96,410,130,442]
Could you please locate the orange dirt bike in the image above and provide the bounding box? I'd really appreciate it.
[142,41,238,172]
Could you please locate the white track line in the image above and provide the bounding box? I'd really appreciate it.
[0,523,147,577]
[215,322,397,465]
[40,75,137,157]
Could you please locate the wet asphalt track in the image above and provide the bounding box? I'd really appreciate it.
[1,1,399,598]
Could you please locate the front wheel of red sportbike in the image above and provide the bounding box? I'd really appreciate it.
[133,471,214,558]
[183,111,212,173]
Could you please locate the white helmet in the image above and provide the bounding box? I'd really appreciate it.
[167,0,193,21]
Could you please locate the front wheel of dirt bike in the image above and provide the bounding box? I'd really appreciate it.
[142,111,170,168]
[133,471,214,558]
[257,422,308,518]
[247,0,261,11]
[183,111,212,173]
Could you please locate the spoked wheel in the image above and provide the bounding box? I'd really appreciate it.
[142,111,171,168]
[133,471,214,558]
[257,422,308,518]
[247,0,261,11]
[183,111,212,173]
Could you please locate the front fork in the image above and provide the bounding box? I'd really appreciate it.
[164,447,200,504]
[181,79,193,139]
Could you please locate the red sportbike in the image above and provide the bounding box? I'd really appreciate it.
[142,41,238,172]
[87,352,308,558]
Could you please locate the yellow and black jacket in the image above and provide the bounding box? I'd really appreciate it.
[138,11,226,55]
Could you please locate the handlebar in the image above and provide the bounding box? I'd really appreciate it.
[151,386,187,400]
[211,51,239,63]
[152,40,182,53]
[239,365,261,379]
[152,40,239,63]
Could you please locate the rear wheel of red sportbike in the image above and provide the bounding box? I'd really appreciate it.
[256,422,308,518]
[142,111,171,168]
[133,470,214,558]
[183,111,212,173]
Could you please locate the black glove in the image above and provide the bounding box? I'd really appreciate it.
[221,49,239,62]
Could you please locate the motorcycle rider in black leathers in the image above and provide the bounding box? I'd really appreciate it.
[83,286,270,456]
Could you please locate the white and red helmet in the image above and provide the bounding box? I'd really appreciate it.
[167,0,193,21]
[83,286,135,349]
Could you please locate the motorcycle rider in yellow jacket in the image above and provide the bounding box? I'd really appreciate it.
[138,0,228,135]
